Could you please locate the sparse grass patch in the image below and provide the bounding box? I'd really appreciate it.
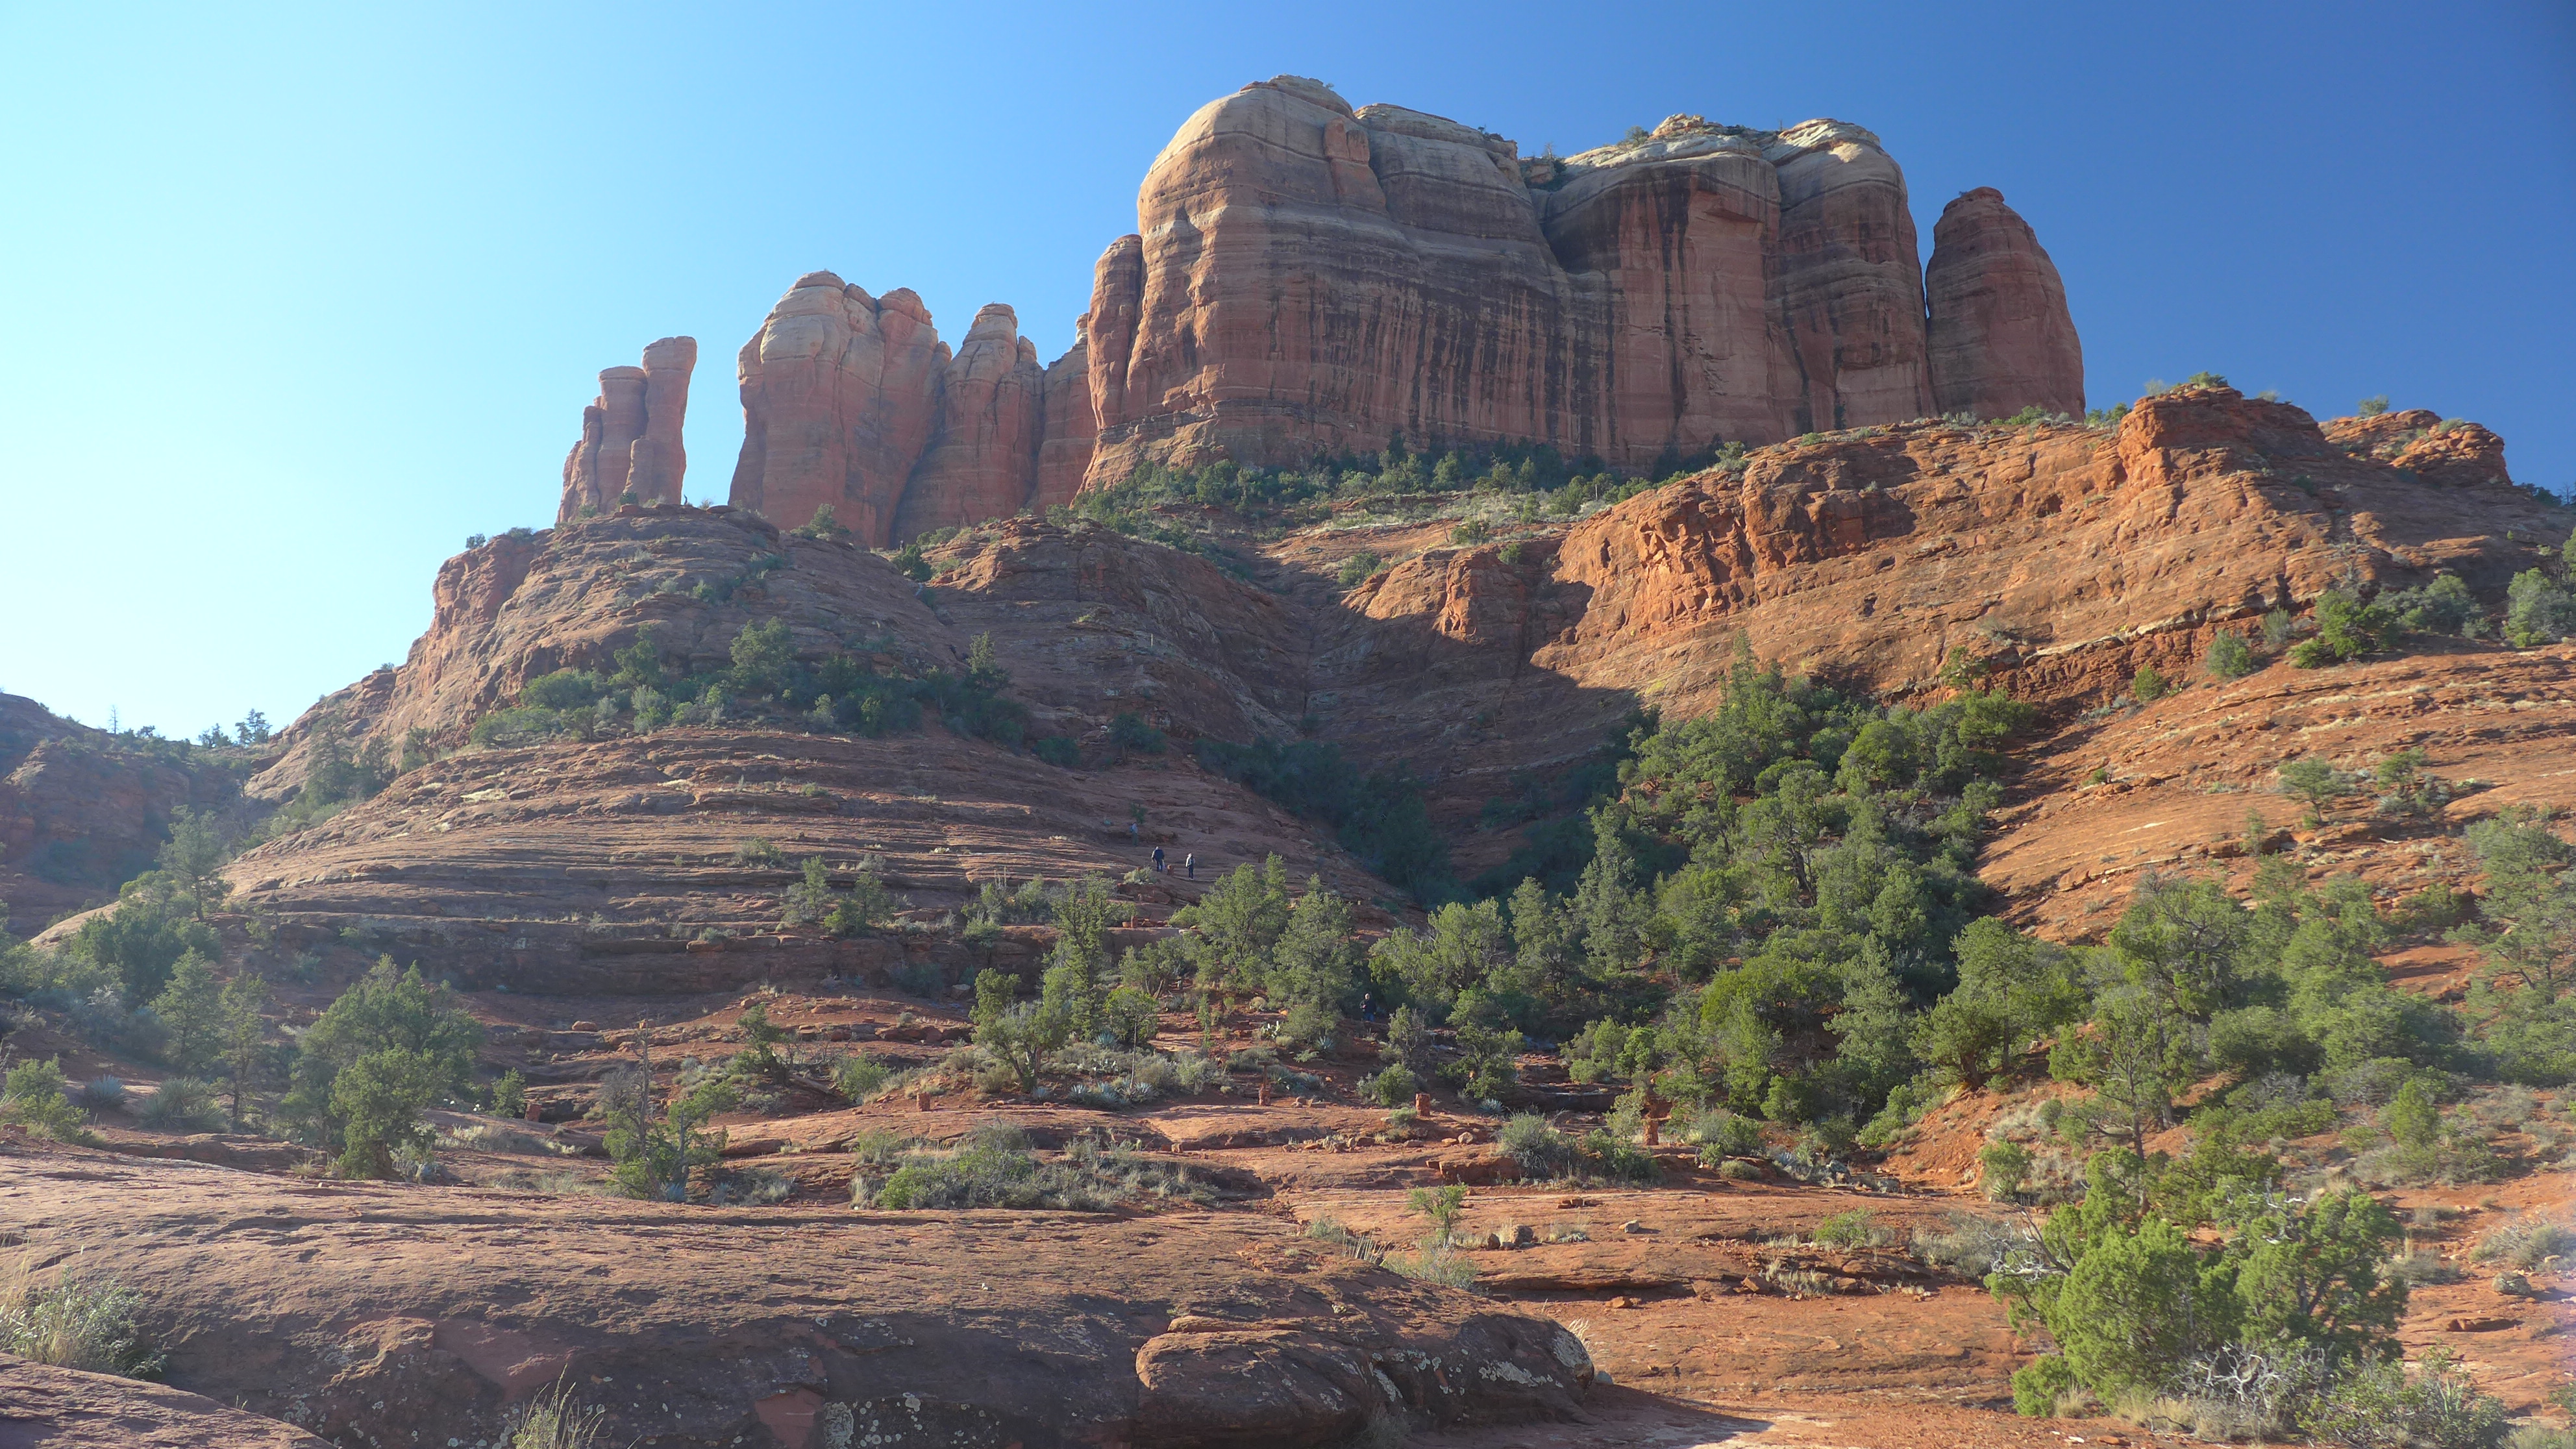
[0,1257,162,1378]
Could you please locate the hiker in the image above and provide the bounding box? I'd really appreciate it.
[1152,845,1166,873]
[1184,852,1195,879]
[1128,819,1138,842]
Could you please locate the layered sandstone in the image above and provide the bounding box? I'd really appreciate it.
[1926,188,2085,419]
[1,694,243,929]
[726,275,1085,543]
[558,336,695,523]
[1080,80,2084,485]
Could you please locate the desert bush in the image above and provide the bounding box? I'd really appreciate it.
[856,1123,1209,1211]
[2205,630,2256,679]
[135,1076,221,1132]
[1358,1063,1420,1108]
[1912,1210,2026,1278]
[1386,1242,1478,1289]
[0,1259,160,1378]
[1498,1113,1579,1179]
[2298,1349,2506,1448]
[2505,569,2576,647]
[1690,1108,1764,1161]
[1336,552,1381,587]
[2132,663,2172,703]
[0,1058,87,1142]
[832,1053,890,1101]
[1811,1209,1888,1248]
[73,1076,125,1115]
[1980,1139,2033,1200]
[2473,1213,2576,1271]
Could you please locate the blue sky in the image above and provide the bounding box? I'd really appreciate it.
[3,1,2570,738]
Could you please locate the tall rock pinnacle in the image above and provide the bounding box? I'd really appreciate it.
[1925,188,2085,419]
[558,336,696,523]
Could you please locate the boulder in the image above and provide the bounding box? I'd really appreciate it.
[1926,188,2085,420]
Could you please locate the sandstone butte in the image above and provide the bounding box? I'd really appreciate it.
[7,383,2574,1448]
[559,77,2083,543]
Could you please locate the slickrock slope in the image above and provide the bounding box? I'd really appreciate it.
[558,336,697,523]
[0,1147,1590,1449]
[0,1353,328,1448]
[1924,188,2083,420]
[1080,81,2081,484]
[727,274,1087,542]
[1982,642,2576,935]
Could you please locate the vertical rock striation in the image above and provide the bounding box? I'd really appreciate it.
[726,277,1090,544]
[1078,79,2084,486]
[558,336,695,523]
[700,79,2083,539]
[1925,188,2085,420]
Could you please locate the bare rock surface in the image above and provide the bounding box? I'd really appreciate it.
[0,1353,328,1448]
[0,1147,1589,1449]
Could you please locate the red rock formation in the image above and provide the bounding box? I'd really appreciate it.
[558,337,695,523]
[1079,82,2070,485]
[1768,120,1935,431]
[1925,188,2084,419]
[728,273,948,546]
[2324,407,2518,489]
[728,277,1092,543]
[893,304,1045,542]
[1033,336,1095,512]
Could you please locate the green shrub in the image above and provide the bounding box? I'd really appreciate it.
[2298,1349,2505,1449]
[2132,663,2171,702]
[1812,1209,1884,1248]
[2205,630,2256,679]
[858,1124,1207,1210]
[1034,736,1081,769]
[1980,1139,2032,1200]
[1335,552,1381,588]
[2384,573,2485,638]
[1691,1108,1764,1160]
[2505,569,2576,647]
[833,1054,890,1101]
[1359,1063,1420,1108]
[1498,1113,1578,1178]
[280,958,484,1178]
[0,1058,87,1142]
[2355,395,2390,416]
[1108,712,1167,756]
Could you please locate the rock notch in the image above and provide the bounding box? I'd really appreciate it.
[557,336,696,523]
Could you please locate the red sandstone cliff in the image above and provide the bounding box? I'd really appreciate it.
[1078,80,2084,484]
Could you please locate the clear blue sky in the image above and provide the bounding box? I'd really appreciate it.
[3,1,2570,739]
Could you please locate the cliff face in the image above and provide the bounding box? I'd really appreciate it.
[703,80,2081,539]
[1079,81,2084,485]
[726,275,1086,543]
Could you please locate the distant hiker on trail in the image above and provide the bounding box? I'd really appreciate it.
[1152,846,1166,873]
[1184,852,1195,879]
[1128,820,1138,842]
